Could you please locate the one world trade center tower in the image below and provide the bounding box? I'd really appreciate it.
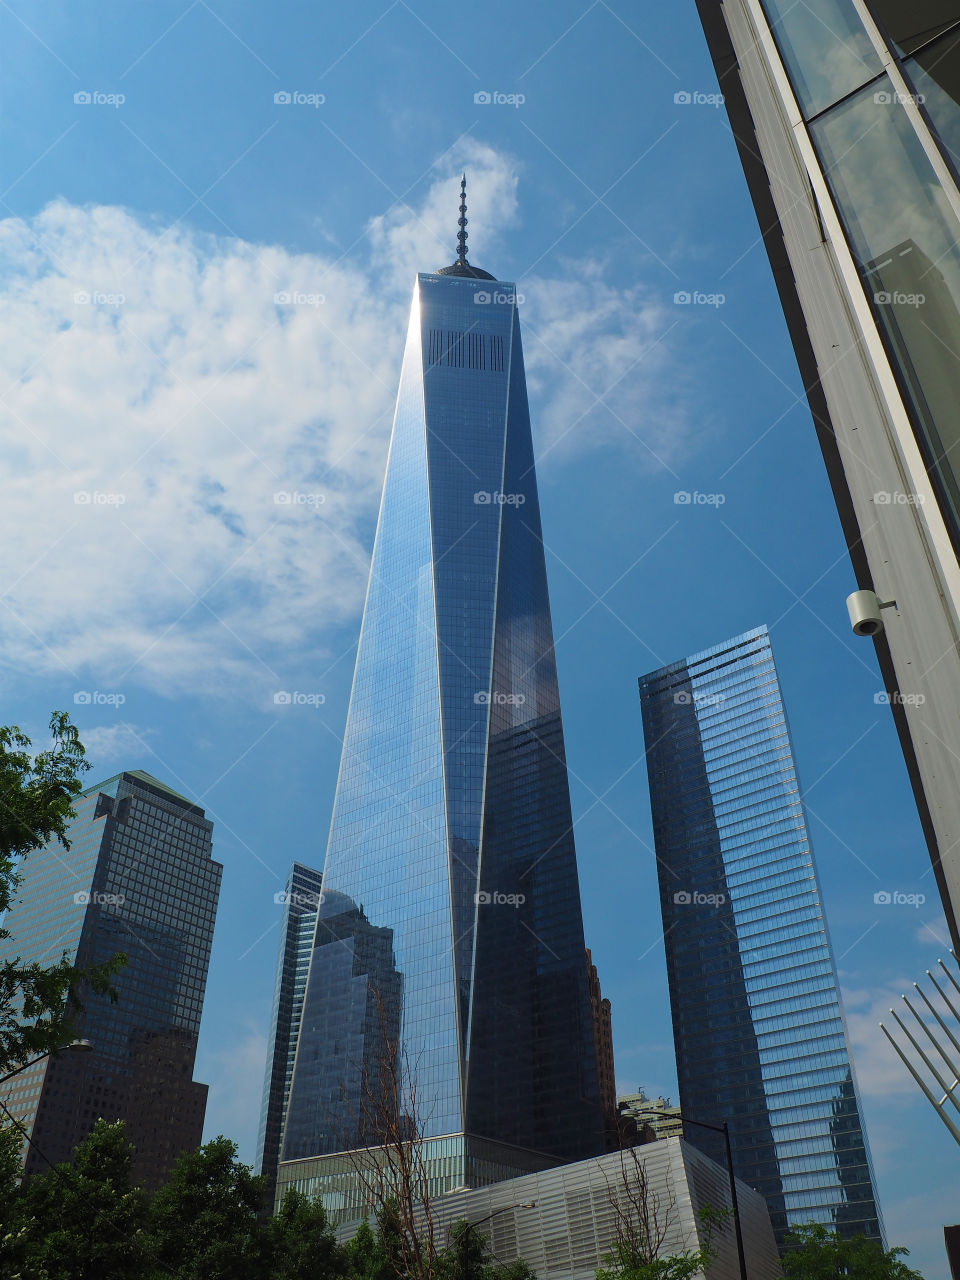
[277,180,603,1217]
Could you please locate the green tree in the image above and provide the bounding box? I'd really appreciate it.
[595,1239,714,1280]
[0,713,125,1073]
[437,1219,537,1280]
[146,1136,268,1279]
[10,1118,149,1280]
[782,1223,925,1279]
[267,1188,347,1279]
[344,1218,393,1280]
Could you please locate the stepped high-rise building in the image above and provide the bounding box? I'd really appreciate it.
[255,861,324,1205]
[0,770,221,1190]
[694,0,960,950]
[639,626,882,1249]
[277,180,604,1216]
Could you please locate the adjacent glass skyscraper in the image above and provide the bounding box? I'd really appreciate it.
[694,0,960,951]
[0,770,221,1189]
[255,861,324,1204]
[639,626,882,1248]
[277,185,603,1216]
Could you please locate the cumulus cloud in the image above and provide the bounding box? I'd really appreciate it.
[195,1022,268,1161]
[521,263,692,470]
[79,722,156,766]
[0,144,695,698]
[366,141,520,294]
[1,200,396,697]
[842,980,940,1100]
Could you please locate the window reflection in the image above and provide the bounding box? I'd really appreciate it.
[761,0,880,118]
[812,80,960,538]
[905,28,960,165]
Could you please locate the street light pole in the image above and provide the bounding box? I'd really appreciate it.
[456,1201,537,1277]
[720,1120,749,1280]
[631,1109,748,1280]
[0,1039,94,1171]
[0,1039,92,1089]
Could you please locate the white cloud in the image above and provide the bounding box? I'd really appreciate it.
[0,145,695,698]
[196,1022,268,1163]
[842,980,939,1100]
[365,141,519,295]
[917,914,951,947]
[1,200,397,698]
[522,262,693,469]
[79,722,156,765]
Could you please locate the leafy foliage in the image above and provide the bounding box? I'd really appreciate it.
[8,1119,149,1280]
[782,1223,926,1279]
[0,713,125,1075]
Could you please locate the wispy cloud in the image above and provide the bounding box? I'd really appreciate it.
[80,721,156,765]
[0,146,697,698]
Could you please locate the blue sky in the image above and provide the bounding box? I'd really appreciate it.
[0,1,955,1275]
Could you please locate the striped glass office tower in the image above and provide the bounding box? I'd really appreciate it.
[0,770,221,1190]
[694,0,960,952]
[639,626,882,1248]
[255,861,324,1204]
[277,181,603,1217]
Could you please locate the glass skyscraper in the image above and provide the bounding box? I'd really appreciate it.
[639,626,882,1248]
[694,0,960,952]
[0,770,221,1190]
[255,861,324,1204]
[277,182,603,1216]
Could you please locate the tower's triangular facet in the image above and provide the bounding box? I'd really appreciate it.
[280,211,603,1214]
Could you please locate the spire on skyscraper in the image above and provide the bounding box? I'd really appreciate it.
[437,171,496,280]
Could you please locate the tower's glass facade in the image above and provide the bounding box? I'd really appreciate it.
[694,0,960,953]
[279,264,602,1215]
[639,626,882,1248]
[0,770,221,1190]
[255,861,324,1201]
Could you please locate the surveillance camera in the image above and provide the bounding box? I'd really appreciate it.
[847,589,895,637]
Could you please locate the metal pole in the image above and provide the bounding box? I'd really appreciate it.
[631,1108,747,1280]
[722,1121,748,1280]
[880,1022,960,1146]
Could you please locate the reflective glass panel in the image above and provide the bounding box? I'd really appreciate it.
[282,273,602,1181]
[812,78,960,542]
[905,28,960,162]
[761,0,880,117]
[639,627,883,1250]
